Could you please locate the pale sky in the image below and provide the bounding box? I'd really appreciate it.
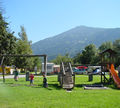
[2,0,120,43]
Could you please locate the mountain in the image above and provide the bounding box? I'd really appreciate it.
[32,26,120,60]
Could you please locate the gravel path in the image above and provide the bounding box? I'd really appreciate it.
[0,74,58,79]
[0,75,25,79]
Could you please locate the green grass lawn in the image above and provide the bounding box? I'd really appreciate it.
[0,75,120,108]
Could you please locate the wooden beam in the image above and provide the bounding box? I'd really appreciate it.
[0,54,47,57]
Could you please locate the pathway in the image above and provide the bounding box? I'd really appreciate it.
[0,75,25,79]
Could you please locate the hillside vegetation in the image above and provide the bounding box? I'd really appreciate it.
[32,26,120,60]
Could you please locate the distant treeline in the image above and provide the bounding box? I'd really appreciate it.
[52,40,120,66]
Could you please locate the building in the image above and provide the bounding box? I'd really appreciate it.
[42,63,60,74]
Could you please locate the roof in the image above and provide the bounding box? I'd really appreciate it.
[99,49,117,55]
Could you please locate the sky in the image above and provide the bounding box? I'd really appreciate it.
[1,0,120,43]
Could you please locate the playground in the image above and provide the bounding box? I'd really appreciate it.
[0,75,120,108]
[1,49,120,108]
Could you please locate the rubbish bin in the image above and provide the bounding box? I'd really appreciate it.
[88,74,93,81]
[43,77,48,88]
[26,72,30,81]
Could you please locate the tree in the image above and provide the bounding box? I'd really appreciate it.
[33,57,42,71]
[0,12,17,65]
[18,26,28,41]
[99,41,113,52]
[73,53,82,64]
[15,26,33,71]
[80,44,98,64]
[113,39,120,65]
[51,54,73,65]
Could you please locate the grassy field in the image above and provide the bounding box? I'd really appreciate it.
[0,75,120,108]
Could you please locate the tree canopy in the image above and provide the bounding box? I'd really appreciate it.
[0,12,17,65]
[99,41,113,52]
[113,39,120,65]
[14,26,34,70]
[73,44,98,64]
[51,54,73,65]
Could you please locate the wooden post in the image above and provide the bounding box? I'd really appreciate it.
[44,55,47,76]
[104,71,105,83]
[101,72,102,83]
[101,55,103,83]
[43,55,48,88]
[1,56,5,82]
[73,74,75,88]
[2,65,5,83]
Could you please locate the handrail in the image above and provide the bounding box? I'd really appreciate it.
[61,62,65,75]
[69,62,73,75]
[1,56,4,65]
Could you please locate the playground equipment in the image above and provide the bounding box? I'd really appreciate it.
[100,49,117,84]
[58,62,75,89]
[108,64,120,88]
[0,54,47,85]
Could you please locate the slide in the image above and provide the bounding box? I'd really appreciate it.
[108,64,120,88]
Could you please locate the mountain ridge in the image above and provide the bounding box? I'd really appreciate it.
[32,26,120,60]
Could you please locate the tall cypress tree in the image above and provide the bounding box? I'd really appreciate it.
[15,26,33,71]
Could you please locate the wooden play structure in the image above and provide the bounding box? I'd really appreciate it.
[0,54,47,85]
[58,62,75,89]
[99,49,117,84]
